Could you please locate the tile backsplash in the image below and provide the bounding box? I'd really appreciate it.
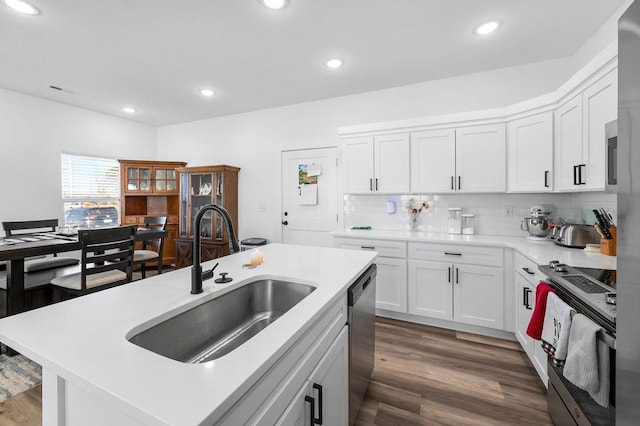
[343,192,617,237]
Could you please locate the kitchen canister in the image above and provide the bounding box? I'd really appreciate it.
[447,208,462,234]
[462,214,475,235]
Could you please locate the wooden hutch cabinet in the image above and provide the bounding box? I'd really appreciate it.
[174,165,240,269]
[118,159,187,265]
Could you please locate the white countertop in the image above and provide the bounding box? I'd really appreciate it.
[331,230,617,270]
[0,244,376,426]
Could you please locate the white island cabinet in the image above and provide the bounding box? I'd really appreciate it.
[0,244,376,426]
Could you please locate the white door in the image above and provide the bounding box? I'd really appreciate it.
[376,257,408,313]
[507,112,554,192]
[281,147,338,247]
[554,94,584,191]
[410,129,456,193]
[408,259,452,320]
[373,133,410,193]
[455,124,506,193]
[453,264,504,329]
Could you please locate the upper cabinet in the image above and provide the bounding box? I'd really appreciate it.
[507,112,554,192]
[554,69,617,191]
[341,133,410,194]
[121,161,182,195]
[411,124,506,193]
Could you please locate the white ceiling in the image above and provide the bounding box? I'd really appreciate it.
[0,0,626,127]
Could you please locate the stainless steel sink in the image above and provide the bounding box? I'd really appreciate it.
[128,279,315,363]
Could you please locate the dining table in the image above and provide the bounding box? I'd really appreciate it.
[0,227,167,316]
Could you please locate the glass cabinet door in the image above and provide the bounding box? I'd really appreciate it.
[154,168,178,192]
[126,166,152,192]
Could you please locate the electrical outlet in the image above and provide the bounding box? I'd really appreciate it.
[503,205,513,219]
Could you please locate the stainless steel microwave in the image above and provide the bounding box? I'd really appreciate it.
[605,120,617,192]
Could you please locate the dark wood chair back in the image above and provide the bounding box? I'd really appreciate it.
[141,216,167,251]
[2,219,58,236]
[78,226,136,292]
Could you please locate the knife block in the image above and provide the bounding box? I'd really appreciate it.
[600,226,617,256]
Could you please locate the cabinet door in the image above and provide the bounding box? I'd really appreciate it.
[152,167,179,194]
[455,124,506,192]
[376,257,407,313]
[514,273,535,355]
[124,165,153,193]
[453,264,504,329]
[410,129,456,193]
[307,327,349,426]
[554,94,584,191]
[276,382,310,426]
[408,259,452,320]
[341,136,374,194]
[582,69,617,190]
[507,112,553,192]
[374,133,410,193]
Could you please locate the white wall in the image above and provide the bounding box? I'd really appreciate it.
[156,51,604,244]
[0,88,157,230]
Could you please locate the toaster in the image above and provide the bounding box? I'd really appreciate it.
[553,224,601,248]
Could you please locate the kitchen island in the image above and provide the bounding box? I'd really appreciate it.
[0,243,377,425]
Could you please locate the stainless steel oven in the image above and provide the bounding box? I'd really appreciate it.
[539,263,616,425]
[605,120,618,193]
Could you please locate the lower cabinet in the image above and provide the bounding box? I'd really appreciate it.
[174,237,225,268]
[407,242,505,330]
[514,254,548,385]
[276,328,348,425]
[408,259,504,329]
[334,238,408,313]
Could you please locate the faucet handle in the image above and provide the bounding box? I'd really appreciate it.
[214,272,233,284]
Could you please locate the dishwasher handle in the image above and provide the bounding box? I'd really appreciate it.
[348,264,377,306]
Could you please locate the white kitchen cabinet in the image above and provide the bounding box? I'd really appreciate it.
[277,328,348,426]
[341,133,410,194]
[507,111,554,192]
[410,124,506,193]
[408,243,504,330]
[514,253,548,386]
[334,238,407,313]
[410,129,456,193]
[555,69,617,191]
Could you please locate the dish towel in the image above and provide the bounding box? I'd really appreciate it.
[526,282,554,340]
[541,293,575,366]
[563,314,601,391]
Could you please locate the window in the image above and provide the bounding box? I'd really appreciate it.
[61,153,120,228]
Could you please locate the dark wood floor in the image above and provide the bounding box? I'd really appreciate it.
[355,317,552,426]
[0,317,551,426]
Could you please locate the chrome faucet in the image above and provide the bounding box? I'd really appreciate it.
[191,204,240,294]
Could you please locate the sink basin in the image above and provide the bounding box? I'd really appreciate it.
[128,279,315,363]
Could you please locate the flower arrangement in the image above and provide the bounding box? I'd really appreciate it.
[405,198,429,231]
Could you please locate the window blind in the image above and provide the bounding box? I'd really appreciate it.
[61,154,120,201]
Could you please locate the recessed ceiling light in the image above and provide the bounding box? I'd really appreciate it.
[259,0,289,10]
[122,107,136,114]
[200,88,215,97]
[2,0,39,15]
[326,58,344,69]
[474,20,501,35]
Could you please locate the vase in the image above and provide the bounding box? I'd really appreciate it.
[409,214,420,231]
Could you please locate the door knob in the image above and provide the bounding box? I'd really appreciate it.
[282,220,288,226]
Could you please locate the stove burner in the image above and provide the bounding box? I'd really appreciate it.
[563,275,608,293]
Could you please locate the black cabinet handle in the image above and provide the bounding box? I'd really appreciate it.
[544,171,549,188]
[522,267,535,275]
[305,395,315,425]
[456,267,459,284]
[578,164,586,185]
[458,176,461,190]
[361,245,375,250]
[313,383,323,424]
[451,176,454,190]
[448,267,451,283]
[573,165,579,186]
[444,252,462,256]
[369,178,373,191]
[524,287,532,310]
[375,178,379,191]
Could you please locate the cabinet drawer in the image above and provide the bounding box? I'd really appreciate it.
[408,242,503,267]
[123,216,139,225]
[515,252,545,285]
[334,238,406,259]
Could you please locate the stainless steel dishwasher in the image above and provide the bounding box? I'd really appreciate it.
[348,263,376,426]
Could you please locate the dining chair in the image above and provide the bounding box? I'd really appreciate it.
[50,226,136,296]
[133,216,167,279]
[2,219,79,272]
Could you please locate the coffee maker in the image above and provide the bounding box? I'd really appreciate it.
[520,205,553,240]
